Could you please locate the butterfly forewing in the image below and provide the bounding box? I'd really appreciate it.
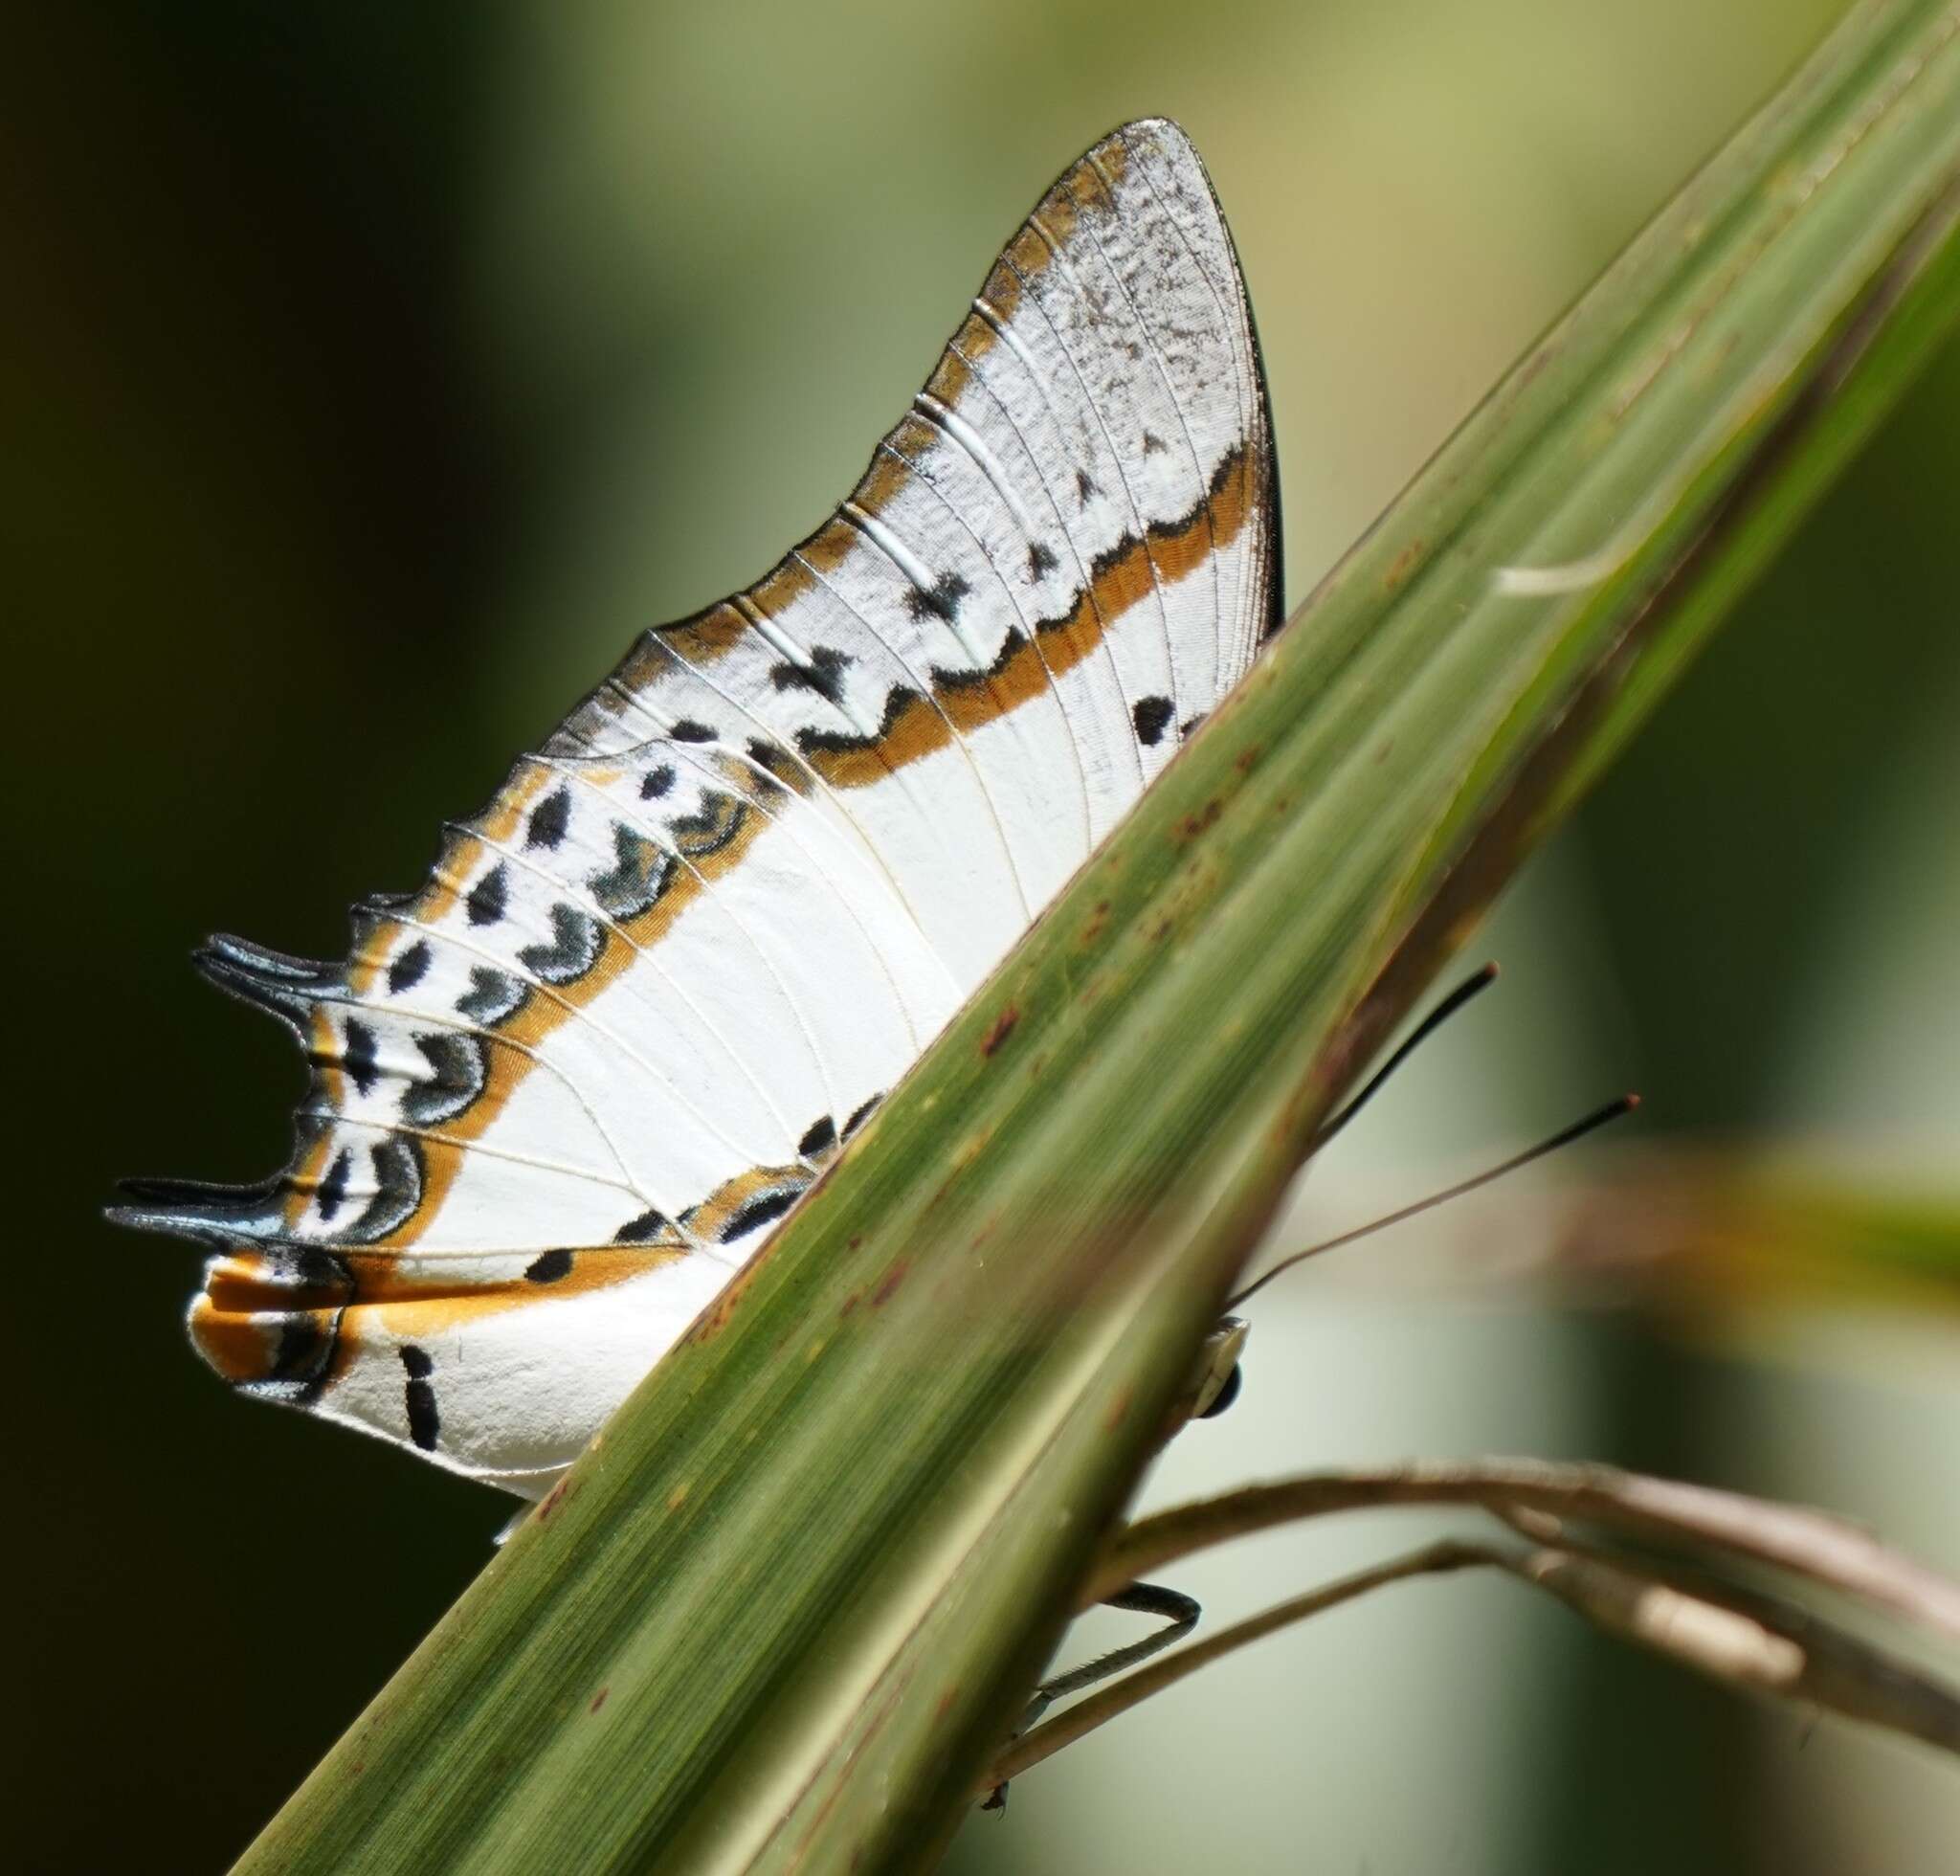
[117,118,1281,1495]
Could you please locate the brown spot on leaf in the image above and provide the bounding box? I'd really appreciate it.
[1174,799,1223,841]
[1384,538,1427,592]
[535,1478,574,1524]
[873,1260,910,1306]
[590,1687,610,1714]
[980,1006,1019,1057]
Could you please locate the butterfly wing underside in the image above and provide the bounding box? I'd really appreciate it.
[117,118,1281,1496]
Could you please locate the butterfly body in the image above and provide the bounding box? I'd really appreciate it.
[118,118,1281,1499]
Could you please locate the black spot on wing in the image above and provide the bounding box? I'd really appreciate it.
[457,965,527,1027]
[720,1187,800,1243]
[401,1032,487,1128]
[346,1136,423,1243]
[466,863,508,927]
[670,793,746,862]
[518,903,605,984]
[242,1246,353,1399]
[797,1114,836,1159]
[1026,542,1058,582]
[590,827,676,922]
[842,1093,882,1138]
[340,1018,380,1097]
[613,1207,673,1244]
[795,687,921,768]
[669,719,716,744]
[316,1148,351,1223]
[769,644,852,704]
[903,570,970,624]
[1132,696,1174,747]
[929,614,1036,701]
[526,787,571,851]
[524,1248,573,1284]
[1076,469,1097,507]
[640,764,675,800]
[269,1311,336,1396]
[387,941,431,996]
[743,737,801,797]
[400,1345,440,1451]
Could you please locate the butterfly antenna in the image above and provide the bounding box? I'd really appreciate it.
[1230,1093,1640,1309]
[1314,962,1501,1149]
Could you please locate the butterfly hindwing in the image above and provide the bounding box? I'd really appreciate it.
[117,118,1281,1495]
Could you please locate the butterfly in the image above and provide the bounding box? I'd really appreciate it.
[116,117,1281,1504]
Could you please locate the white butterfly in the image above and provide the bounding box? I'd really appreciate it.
[118,118,1281,1502]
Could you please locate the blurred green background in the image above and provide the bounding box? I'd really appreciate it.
[10,3,1958,1869]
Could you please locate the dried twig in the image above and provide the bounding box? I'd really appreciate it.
[987,1541,1486,1791]
[1087,1460,1960,1640]
[1495,1543,1960,1753]
[989,1530,1960,1795]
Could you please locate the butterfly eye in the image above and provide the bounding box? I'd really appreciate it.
[1195,1361,1243,1419]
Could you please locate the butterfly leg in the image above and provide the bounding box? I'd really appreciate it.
[982,1578,1199,1810]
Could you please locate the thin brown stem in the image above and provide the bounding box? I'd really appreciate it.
[990,1530,1960,1796]
[1492,1545,1960,1753]
[1086,1460,1960,1640]
[985,1540,1486,1791]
